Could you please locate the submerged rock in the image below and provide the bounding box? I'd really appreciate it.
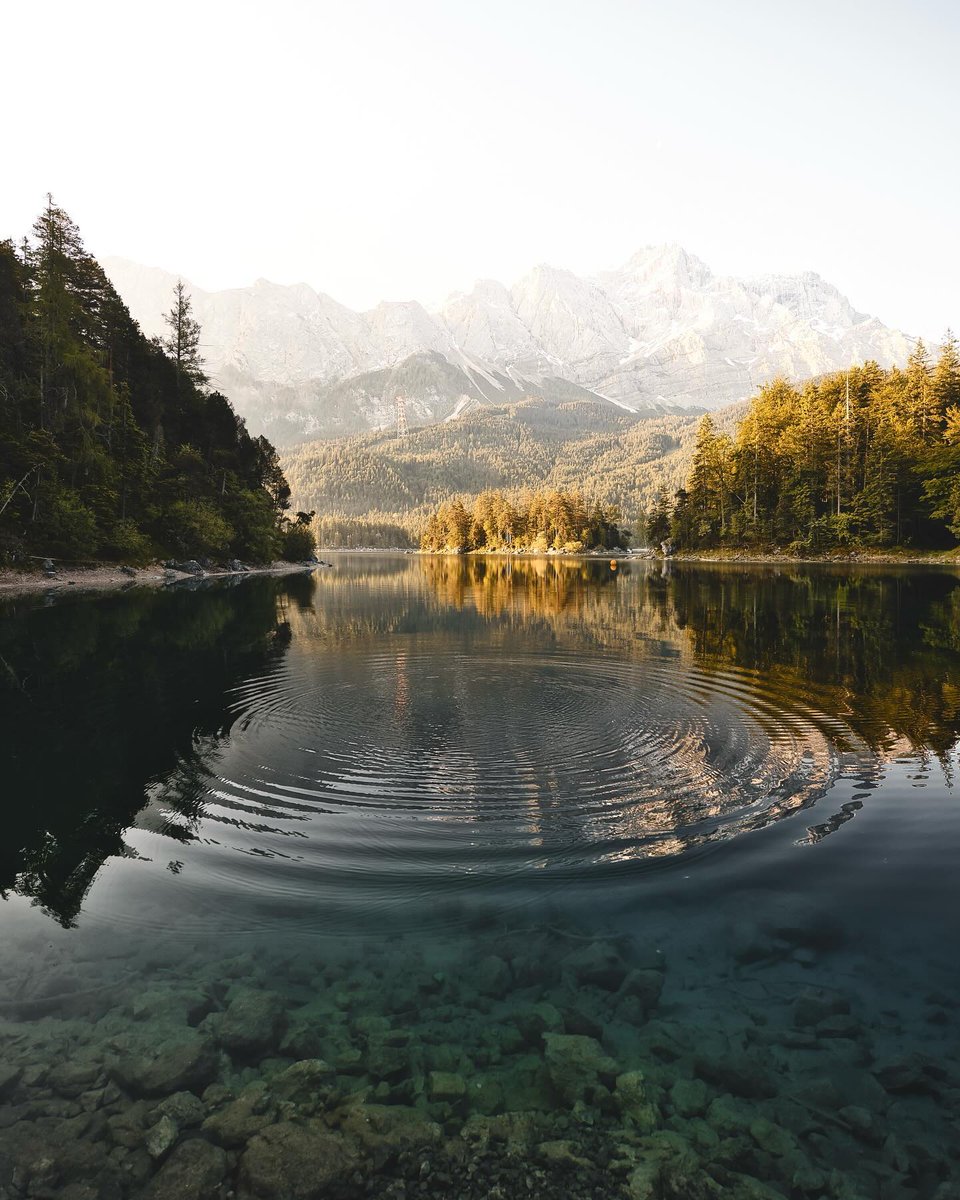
[670,1077,710,1118]
[202,1082,275,1147]
[563,941,629,992]
[542,1033,618,1104]
[220,989,288,1058]
[239,1120,361,1199]
[695,1050,776,1099]
[110,1032,219,1097]
[144,1114,178,1159]
[140,1138,226,1200]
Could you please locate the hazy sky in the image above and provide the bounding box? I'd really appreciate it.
[3,0,957,337]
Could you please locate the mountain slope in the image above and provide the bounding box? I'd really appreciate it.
[280,396,744,540]
[104,246,912,442]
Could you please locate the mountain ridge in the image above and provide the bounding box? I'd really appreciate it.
[103,245,914,443]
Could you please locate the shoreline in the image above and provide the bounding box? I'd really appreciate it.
[406,546,960,568]
[0,560,318,598]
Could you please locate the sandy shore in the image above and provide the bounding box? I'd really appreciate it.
[0,561,318,597]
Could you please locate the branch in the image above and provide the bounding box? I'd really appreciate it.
[0,468,38,520]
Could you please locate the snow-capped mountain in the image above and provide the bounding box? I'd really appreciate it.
[102,246,913,441]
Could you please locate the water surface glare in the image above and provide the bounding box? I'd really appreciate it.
[0,556,958,1199]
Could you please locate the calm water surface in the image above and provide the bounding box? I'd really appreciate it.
[0,557,957,1199]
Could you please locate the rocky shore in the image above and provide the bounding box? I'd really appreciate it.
[0,903,956,1200]
[0,560,323,598]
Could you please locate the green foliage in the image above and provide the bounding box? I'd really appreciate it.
[0,199,292,565]
[420,488,627,553]
[673,351,960,552]
[162,499,235,557]
[281,398,717,546]
[279,511,317,561]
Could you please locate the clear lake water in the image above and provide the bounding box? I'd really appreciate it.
[0,555,958,1199]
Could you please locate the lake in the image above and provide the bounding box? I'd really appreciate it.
[0,555,958,1200]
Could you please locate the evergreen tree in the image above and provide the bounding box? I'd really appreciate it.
[163,280,206,389]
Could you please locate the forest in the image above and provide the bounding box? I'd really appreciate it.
[281,398,712,548]
[660,343,960,552]
[420,487,628,553]
[0,198,311,566]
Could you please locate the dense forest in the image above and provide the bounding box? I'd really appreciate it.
[662,344,960,552]
[420,488,627,552]
[281,399,715,546]
[0,198,311,566]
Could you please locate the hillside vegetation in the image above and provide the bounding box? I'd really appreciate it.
[669,344,960,552]
[0,199,301,566]
[282,398,729,546]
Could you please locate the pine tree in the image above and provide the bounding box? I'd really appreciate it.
[163,280,206,389]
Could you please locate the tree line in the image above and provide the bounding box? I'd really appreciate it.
[420,488,628,553]
[651,342,960,552]
[0,198,313,565]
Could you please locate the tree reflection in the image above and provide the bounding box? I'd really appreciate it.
[0,581,295,926]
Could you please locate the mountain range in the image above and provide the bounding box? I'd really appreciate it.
[103,246,914,444]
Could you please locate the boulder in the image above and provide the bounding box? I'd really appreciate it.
[695,1049,776,1099]
[239,1121,361,1199]
[110,1033,219,1097]
[140,1138,226,1200]
[474,954,512,997]
[145,1115,179,1159]
[203,1083,275,1148]
[220,989,287,1058]
[563,941,629,991]
[542,1033,618,1104]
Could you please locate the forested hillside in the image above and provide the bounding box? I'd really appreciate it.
[282,398,729,546]
[668,343,960,551]
[0,199,299,565]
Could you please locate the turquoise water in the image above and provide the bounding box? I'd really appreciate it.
[0,557,958,1199]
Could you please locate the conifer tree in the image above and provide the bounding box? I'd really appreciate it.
[163,280,206,389]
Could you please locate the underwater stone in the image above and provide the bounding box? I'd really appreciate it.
[508,998,561,1046]
[110,1033,219,1097]
[468,1075,504,1116]
[154,1091,206,1128]
[239,1120,361,1199]
[140,1137,226,1200]
[793,989,850,1028]
[875,1054,940,1094]
[47,1059,102,1098]
[0,1064,22,1101]
[669,1077,709,1118]
[837,1105,877,1142]
[562,942,629,992]
[266,1058,335,1106]
[220,989,288,1058]
[474,954,512,997]
[278,1018,324,1060]
[202,1082,275,1148]
[537,1138,592,1167]
[427,1071,466,1102]
[615,1070,659,1133]
[706,1094,758,1138]
[695,1050,775,1099]
[814,1013,861,1039]
[748,1117,796,1157]
[145,1114,178,1159]
[543,1033,619,1105]
[617,969,665,1014]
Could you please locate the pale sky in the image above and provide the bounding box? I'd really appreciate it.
[3,0,957,338]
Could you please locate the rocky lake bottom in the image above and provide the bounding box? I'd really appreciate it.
[1,885,956,1200]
